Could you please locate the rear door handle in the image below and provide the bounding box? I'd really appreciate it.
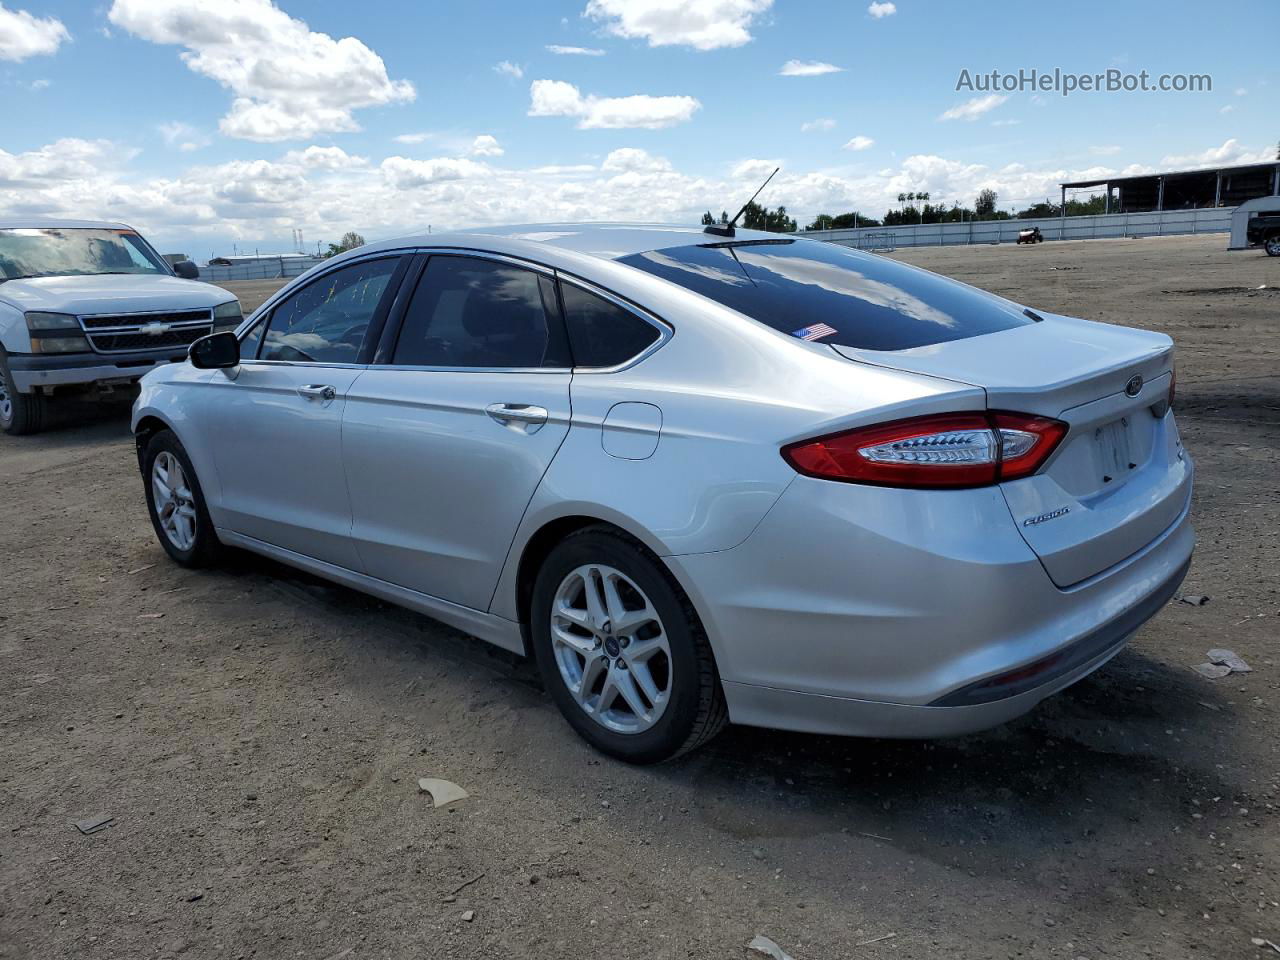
[298,384,337,402]
[486,403,549,433]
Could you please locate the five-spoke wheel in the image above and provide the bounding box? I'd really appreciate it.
[142,429,221,567]
[531,527,727,763]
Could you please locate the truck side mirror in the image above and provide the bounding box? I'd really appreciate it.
[173,260,200,280]
[189,331,239,369]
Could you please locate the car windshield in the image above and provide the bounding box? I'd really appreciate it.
[0,227,169,281]
[618,238,1035,351]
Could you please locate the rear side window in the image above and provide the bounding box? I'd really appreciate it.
[560,282,660,368]
[260,257,399,363]
[392,256,569,368]
[618,239,1034,352]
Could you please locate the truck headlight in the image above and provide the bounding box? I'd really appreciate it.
[25,312,91,354]
[213,300,243,332]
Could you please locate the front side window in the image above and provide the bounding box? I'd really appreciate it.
[560,282,661,368]
[392,256,568,368]
[259,257,399,363]
[0,227,168,280]
[619,238,1035,352]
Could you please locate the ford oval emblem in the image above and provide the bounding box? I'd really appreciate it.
[1124,374,1143,397]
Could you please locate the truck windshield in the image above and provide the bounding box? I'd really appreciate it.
[0,228,169,281]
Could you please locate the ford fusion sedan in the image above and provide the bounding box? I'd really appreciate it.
[131,224,1192,763]
[0,219,241,435]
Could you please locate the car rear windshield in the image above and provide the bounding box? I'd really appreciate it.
[618,238,1035,351]
[0,227,168,281]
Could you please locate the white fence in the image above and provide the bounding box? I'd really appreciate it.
[198,256,325,283]
[799,206,1235,249]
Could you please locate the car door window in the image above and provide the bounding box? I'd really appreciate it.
[559,281,662,368]
[238,317,264,360]
[260,257,400,363]
[391,256,569,368]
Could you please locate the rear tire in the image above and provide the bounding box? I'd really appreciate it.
[142,429,222,568]
[530,527,727,763]
[0,350,47,436]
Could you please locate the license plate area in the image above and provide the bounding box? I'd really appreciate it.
[1092,416,1139,488]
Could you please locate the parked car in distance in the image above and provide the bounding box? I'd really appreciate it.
[1245,212,1280,256]
[1017,226,1044,244]
[0,219,242,434]
[133,224,1193,763]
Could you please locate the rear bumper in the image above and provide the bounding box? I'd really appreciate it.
[669,472,1194,738]
[7,349,190,392]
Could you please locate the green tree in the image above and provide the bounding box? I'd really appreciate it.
[324,231,366,258]
[975,188,998,217]
[740,202,797,233]
[701,211,716,226]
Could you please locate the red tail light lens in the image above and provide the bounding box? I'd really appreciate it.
[781,411,1068,489]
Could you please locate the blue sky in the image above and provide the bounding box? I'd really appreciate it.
[1,0,1274,256]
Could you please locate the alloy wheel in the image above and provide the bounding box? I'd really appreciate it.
[1267,237,1280,257]
[0,375,11,426]
[152,451,198,551]
[550,563,672,734]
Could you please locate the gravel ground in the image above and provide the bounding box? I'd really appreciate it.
[1,234,1276,960]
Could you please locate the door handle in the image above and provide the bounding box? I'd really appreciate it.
[298,384,337,402]
[486,403,549,431]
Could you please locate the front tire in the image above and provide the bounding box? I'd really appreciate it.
[142,429,222,567]
[1265,235,1280,257]
[530,527,727,763]
[0,350,47,436]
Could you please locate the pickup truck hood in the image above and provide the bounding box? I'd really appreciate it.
[0,274,228,315]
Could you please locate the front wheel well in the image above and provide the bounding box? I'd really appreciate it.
[133,415,171,470]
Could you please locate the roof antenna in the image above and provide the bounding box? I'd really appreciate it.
[703,166,779,237]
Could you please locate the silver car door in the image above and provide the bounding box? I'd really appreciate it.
[342,252,572,610]
[202,254,406,569]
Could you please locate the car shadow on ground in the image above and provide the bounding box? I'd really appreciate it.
[208,545,1235,883]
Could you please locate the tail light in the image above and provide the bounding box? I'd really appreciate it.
[781,411,1068,489]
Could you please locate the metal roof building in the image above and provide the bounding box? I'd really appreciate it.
[1061,161,1280,214]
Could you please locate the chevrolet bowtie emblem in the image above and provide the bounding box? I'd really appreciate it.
[139,322,172,336]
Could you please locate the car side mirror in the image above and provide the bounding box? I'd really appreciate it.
[189,331,239,369]
[173,260,200,280]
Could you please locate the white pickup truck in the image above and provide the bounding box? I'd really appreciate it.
[0,219,242,435]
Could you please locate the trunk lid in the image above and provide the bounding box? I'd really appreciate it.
[833,313,1192,587]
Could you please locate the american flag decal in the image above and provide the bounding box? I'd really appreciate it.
[793,322,837,342]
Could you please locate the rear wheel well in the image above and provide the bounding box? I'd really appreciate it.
[515,516,684,656]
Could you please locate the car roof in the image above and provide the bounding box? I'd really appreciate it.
[0,217,134,231]
[353,222,789,262]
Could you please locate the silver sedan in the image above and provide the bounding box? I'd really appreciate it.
[133,224,1193,763]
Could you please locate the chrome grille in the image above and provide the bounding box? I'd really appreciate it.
[80,309,212,354]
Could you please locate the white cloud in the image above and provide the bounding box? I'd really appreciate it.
[990,118,1020,127]
[380,156,488,189]
[469,135,504,157]
[107,0,414,142]
[843,135,875,152]
[282,145,367,170]
[546,44,605,56]
[1219,104,1234,114]
[1161,138,1272,169]
[1234,87,1247,96]
[393,132,431,144]
[494,60,524,79]
[1089,145,1122,156]
[779,59,843,77]
[601,147,672,173]
[867,2,896,18]
[158,121,210,153]
[528,79,700,129]
[585,0,772,51]
[939,94,1007,121]
[801,118,835,133]
[7,135,1262,255]
[27,77,49,91]
[0,3,68,61]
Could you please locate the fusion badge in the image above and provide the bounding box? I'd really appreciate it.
[1023,506,1070,527]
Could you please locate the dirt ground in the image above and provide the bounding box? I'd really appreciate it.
[1,234,1276,960]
